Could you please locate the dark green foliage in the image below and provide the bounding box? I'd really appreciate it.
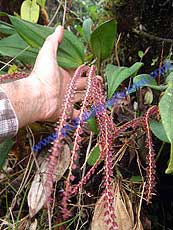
[0,139,14,169]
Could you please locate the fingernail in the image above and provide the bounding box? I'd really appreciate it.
[55,25,64,33]
[55,25,64,44]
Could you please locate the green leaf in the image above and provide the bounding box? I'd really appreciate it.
[0,20,16,35]
[83,18,93,43]
[133,74,158,91]
[159,79,173,173]
[58,31,85,68]
[105,62,143,98]
[130,176,142,182]
[150,120,170,143]
[90,20,117,62]
[21,0,40,23]
[134,74,157,85]
[87,116,99,134]
[36,0,46,7]
[0,12,8,17]
[9,15,85,68]
[134,75,167,92]
[159,87,173,143]
[0,34,38,64]
[87,145,100,166]
[138,50,144,59]
[8,64,18,74]
[9,15,52,48]
[144,90,153,105]
[166,72,173,84]
[0,139,14,169]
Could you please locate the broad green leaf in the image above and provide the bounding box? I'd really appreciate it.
[0,20,16,35]
[159,78,173,173]
[58,31,85,68]
[150,120,170,143]
[133,74,157,87]
[9,15,53,48]
[159,87,173,143]
[166,72,173,84]
[0,34,38,64]
[87,116,99,134]
[105,62,143,98]
[90,20,117,62]
[87,145,100,166]
[131,74,163,92]
[21,0,40,23]
[9,15,85,68]
[36,0,46,7]
[0,139,14,169]
[0,12,8,17]
[83,18,93,43]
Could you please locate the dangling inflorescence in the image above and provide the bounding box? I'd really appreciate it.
[0,63,162,226]
[42,62,160,227]
[143,105,159,204]
[61,65,96,219]
[45,65,89,203]
[91,77,118,230]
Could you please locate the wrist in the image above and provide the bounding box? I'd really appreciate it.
[0,74,44,128]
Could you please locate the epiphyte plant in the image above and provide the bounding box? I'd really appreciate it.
[1,57,173,228]
[1,15,173,229]
[0,62,171,229]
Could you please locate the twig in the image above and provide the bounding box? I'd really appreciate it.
[57,0,83,23]
[133,182,145,230]
[0,60,13,67]
[132,28,173,44]
[0,46,29,72]
[48,3,62,26]
[115,33,121,66]
[62,0,67,27]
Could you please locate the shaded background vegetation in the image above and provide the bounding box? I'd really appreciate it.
[0,0,173,229]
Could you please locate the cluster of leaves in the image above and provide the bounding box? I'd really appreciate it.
[0,9,173,230]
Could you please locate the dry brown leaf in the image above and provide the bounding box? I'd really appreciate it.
[115,188,134,230]
[28,144,70,217]
[17,216,29,230]
[29,219,37,230]
[91,193,108,230]
[133,221,144,230]
[121,190,134,224]
[91,183,143,230]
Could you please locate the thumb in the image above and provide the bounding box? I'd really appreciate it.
[39,25,64,58]
[55,25,64,44]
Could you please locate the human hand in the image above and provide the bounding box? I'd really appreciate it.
[1,26,88,128]
[30,25,87,121]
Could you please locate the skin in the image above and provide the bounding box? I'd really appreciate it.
[0,26,88,128]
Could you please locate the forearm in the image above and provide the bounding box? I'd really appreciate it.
[0,75,44,128]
